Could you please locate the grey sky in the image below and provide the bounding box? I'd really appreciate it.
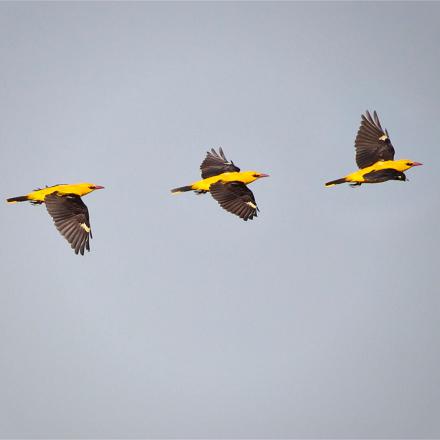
[1,1,439,438]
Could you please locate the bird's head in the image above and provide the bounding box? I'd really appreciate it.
[88,184,105,191]
[77,183,105,196]
[242,171,270,184]
[397,160,423,171]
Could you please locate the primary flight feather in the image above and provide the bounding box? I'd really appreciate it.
[171,147,269,221]
[6,183,104,255]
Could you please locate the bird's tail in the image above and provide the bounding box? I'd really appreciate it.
[6,195,29,203]
[325,177,347,187]
[171,185,193,194]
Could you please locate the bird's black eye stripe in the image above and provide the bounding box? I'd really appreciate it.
[406,162,412,166]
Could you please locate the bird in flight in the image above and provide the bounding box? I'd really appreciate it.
[6,183,104,255]
[171,148,269,221]
[325,110,422,187]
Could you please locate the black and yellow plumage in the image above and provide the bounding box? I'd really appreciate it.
[6,183,104,255]
[325,111,422,187]
[171,148,269,220]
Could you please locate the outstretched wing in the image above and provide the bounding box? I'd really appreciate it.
[355,110,395,169]
[200,148,240,179]
[45,192,92,255]
[209,181,258,221]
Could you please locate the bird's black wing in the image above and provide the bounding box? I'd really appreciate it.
[362,168,406,183]
[200,148,240,179]
[355,110,395,169]
[209,181,258,221]
[44,192,92,255]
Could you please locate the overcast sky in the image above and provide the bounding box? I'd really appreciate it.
[1,2,439,438]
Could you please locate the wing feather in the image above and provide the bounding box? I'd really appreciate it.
[45,192,92,255]
[355,110,395,168]
[209,181,259,221]
[200,148,240,178]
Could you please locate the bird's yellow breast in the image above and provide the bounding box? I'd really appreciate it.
[191,171,257,191]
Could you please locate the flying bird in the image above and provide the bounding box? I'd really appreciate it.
[325,110,422,187]
[6,183,104,255]
[171,148,269,220]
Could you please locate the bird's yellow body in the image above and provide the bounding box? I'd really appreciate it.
[342,159,415,183]
[190,171,260,192]
[19,183,98,203]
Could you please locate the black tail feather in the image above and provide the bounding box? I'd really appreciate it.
[325,178,347,187]
[171,185,193,194]
[6,195,29,203]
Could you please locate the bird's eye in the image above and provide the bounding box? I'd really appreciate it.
[89,185,95,189]
[406,162,413,166]
[253,174,259,178]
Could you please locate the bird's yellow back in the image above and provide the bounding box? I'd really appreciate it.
[191,171,261,192]
[27,183,97,202]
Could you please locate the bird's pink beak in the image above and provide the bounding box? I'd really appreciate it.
[259,173,270,178]
[94,185,105,190]
[411,162,423,167]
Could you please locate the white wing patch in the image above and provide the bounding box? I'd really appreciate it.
[379,134,388,141]
[80,223,91,233]
[246,201,257,209]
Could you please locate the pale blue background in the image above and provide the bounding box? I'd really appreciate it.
[1,2,439,438]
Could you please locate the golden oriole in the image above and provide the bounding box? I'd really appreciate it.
[325,111,422,187]
[171,148,269,221]
[7,183,104,255]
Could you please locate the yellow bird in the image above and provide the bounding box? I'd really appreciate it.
[325,110,422,187]
[6,183,104,255]
[171,148,269,221]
